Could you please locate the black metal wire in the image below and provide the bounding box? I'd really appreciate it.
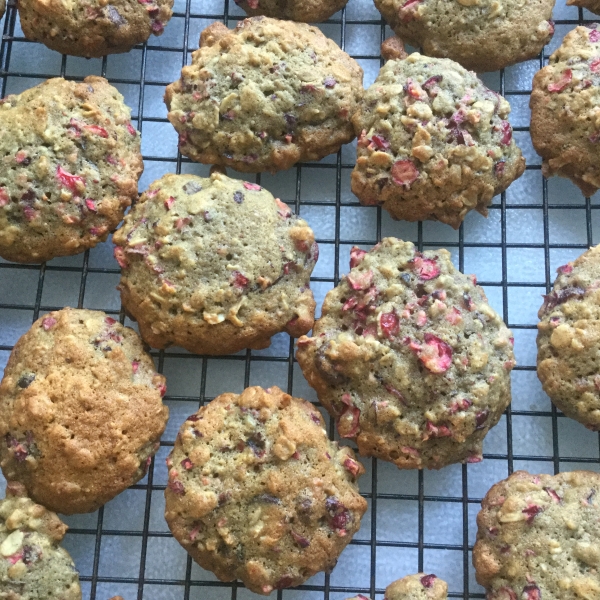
[1,2,599,599]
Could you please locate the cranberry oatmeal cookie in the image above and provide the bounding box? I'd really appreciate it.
[351,54,525,229]
[113,172,317,355]
[0,76,142,264]
[296,238,515,470]
[232,0,348,23]
[0,0,5,20]
[164,18,363,173]
[164,386,367,595]
[347,574,448,600]
[474,470,600,600]
[373,0,555,73]
[18,0,172,57]
[0,482,81,599]
[567,0,600,15]
[537,244,600,430]
[0,308,169,514]
[530,25,600,197]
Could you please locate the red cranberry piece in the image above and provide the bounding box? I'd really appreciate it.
[548,69,572,92]
[369,134,390,150]
[349,247,367,267]
[384,384,406,404]
[498,121,512,145]
[590,28,600,42]
[275,575,294,590]
[494,161,505,176]
[557,263,573,274]
[466,454,482,463]
[475,409,489,430]
[132,360,140,374]
[0,188,9,207]
[337,404,360,438]
[410,253,440,280]
[157,382,167,397]
[84,198,97,212]
[83,124,108,138]
[164,196,175,210]
[547,19,555,35]
[343,456,361,477]
[380,312,399,339]
[290,530,310,548]
[591,58,600,73]
[418,333,453,374]
[324,76,337,88]
[449,398,471,414]
[425,421,452,438]
[391,159,419,187]
[113,247,128,268]
[421,574,437,588]
[231,271,249,289]
[398,0,421,21]
[180,458,193,470]
[42,317,57,330]
[56,165,85,191]
[243,181,261,191]
[544,487,562,503]
[522,504,543,523]
[126,123,137,136]
[522,584,541,600]
[422,75,442,93]
[325,496,351,534]
[168,480,184,495]
[274,198,291,218]
[347,270,374,291]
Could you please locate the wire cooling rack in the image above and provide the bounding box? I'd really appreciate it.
[2,1,600,598]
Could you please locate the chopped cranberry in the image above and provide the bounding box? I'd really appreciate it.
[379,312,399,339]
[391,159,419,187]
[466,454,482,463]
[494,161,505,176]
[522,584,541,600]
[343,456,361,477]
[418,333,453,374]
[164,196,175,210]
[231,271,249,289]
[42,316,57,331]
[402,446,419,458]
[410,253,440,280]
[337,404,360,438]
[113,247,128,268]
[449,398,471,414]
[422,75,442,93]
[369,134,390,150]
[425,421,452,438]
[189,523,203,541]
[15,150,29,164]
[0,188,9,207]
[21,545,41,565]
[498,121,512,145]
[157,382,167,397]
[181,458,193,470]
[168,480,185,495]
[85,198,97,212]
[590,58,600,73]
[349,247,367,268]
[557,263,573,274]
[5,551,24,565]
[384,384,406,404]
[522,504,543,523]
[475,409,489,430]
[326,496,351,534]
[126,123,137,136]
[347,270,373,290]
[132,360,140,374]
[290,530,310,548]
[590,29,600,42]
[541,286,585,313]
[398,0,421,21]
[544,487,562,503]
[421,574,437,588]
[84,124,109,137]
[243,182,261,191]
[275,198,292,218]
[56,165,85,191]
[548,69,572,92]
[547,19,555,35]
[463,292,475,311]
[323,76,337,88]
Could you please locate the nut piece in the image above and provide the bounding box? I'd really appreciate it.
[381,36,408,61]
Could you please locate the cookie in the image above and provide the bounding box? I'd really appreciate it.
[164,385,367,595]
[374,0,555,73]
[347,574,448,600]
[0,76,142,264]
[232,0,347,23]
[381,35,408,62]
[351,54,525,229]
[0,0,5,20]
[567,0,600,14]
[536,244,600,430]
[18,0,173,58]
[530,25,600,197]
[0,308,169,514]
[164,18,363,173]
[473,470,600,600]
[113,172,317,355]
[0,481,81,600]
[296,238,515,470]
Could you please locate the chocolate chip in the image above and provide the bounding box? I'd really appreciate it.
[17,373,35,388]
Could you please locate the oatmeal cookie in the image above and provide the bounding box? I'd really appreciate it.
[0,0,5,20]
[567,0,600,15]
[164,18,363,173]
[347,574,448,600]
[537,244,600,430]
[351,54,525,229]
[0,76,142,263]
[164,386,367,595]
[18,0,172,57]
[232,0,347,23]
[374,0,555,73]
[0,482,81,599]
[0,308,169,514]
[473,470,600,600]
[296,238,515,470]
[530,25,600,197]
[113,172,317,355]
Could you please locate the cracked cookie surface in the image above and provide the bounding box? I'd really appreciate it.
[113,172,317,355]
[165,18,363,173]
[530,25,600,197]
[164,386,367,595]
[296,238,515,470]
[373,0,555,72]
[537,244,600,430]
[474,470,600,600]
[0,308,168,514]
[351,54,525,229]
[0,76,142,263]
[0,482,81,599]
[18,0,173,57]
